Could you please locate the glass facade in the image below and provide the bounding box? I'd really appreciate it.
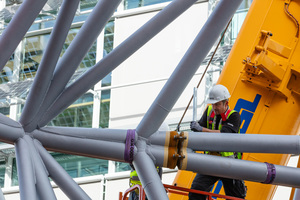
[12,158,18,186]
[124,0,171,10]
[49,93,94,127]
[0,1,119,187]
[52,153,108,178]
[0,161,5,187]
[0,54,14,84]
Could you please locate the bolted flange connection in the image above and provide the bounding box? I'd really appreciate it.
[164,131,188,169]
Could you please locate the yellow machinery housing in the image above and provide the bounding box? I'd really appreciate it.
[171,0,300,199]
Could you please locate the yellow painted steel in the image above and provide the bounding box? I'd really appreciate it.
[170,0,300,199]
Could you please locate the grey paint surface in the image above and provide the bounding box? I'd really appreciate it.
[0,0,299,199]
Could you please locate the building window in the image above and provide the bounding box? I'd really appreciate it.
[124,0,171,10]
[52,153,108,178]
[0,54,14,84]
[99,21,114,128]
[20,34,50,81]
[0,161,5,187]
[11,158,18,186]
[20,27,97,81]
[49,93,94,128]
[0,107,9,117]
[11,154,108,186]
[115,162,131,172]
[80,0,98,12]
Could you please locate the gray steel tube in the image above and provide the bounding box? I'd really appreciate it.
[148,145,165,167]
[187,132,300,154]
[133,141,168,200]
[37,0,199,128]
[38,127,130,143]
[34,140,91,200]
[185,152,300,188]
[293,188,300,200]
[0,114,24,144]
[0,0,47,71]
[147,131,166,146]
[34,0,121,128]
[136,0,243,138]
[15,138,37,200]
[32,130,128,162]
[20,0,81,132]
[23,136,56,200]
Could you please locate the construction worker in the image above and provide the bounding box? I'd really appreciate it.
[188,84,246,200]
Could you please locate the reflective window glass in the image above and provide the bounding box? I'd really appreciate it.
[100,90,110,128]
[49,93,94,128]
[20,27,97,81]
[124,0,171,10]
[20,35,50,81]
[0,160,5,187]
[115,162,131,172]
[0,107,9,116]
[80,0,98,12]
[0,54,14,84]
[11,153,108,186]
[52,153,108,178]
[12,158,18,186]
[99,21,114,128]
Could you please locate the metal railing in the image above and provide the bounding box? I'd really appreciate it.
[119,183,246,200]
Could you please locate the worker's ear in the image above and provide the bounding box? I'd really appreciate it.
[224,100,229,107]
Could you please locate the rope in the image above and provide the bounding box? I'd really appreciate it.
[284,3,299,38]
[176,18,232,132]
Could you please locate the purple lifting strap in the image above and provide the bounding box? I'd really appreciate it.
[263,162,276,184]
[124,129,135,163]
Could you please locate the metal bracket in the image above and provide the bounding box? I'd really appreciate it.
[242,30,298,99]
[164,131,188,169]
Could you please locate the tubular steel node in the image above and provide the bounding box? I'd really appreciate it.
[0,0,300,200]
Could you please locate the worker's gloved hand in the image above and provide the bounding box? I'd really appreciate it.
[190,121,203,132]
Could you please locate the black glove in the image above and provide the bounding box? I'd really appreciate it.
[190,121,203,132]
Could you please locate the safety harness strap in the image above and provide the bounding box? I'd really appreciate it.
[206,105,237,158]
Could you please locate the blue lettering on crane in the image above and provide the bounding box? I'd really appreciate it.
[234,94,262,133]
[211,181,223,199]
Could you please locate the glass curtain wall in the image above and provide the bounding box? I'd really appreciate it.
[99,21,114,128]
[0,1,124,187]
[124,0,171,10]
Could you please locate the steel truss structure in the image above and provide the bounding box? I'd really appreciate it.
[0,0,300,199]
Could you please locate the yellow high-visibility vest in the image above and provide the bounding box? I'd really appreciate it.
[206,105,239,157]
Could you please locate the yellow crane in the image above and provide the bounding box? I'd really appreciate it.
[171,0,300,199]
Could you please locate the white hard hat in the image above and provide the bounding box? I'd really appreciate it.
[206,84,231,104]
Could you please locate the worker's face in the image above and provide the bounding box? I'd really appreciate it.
[212,100,228,115]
